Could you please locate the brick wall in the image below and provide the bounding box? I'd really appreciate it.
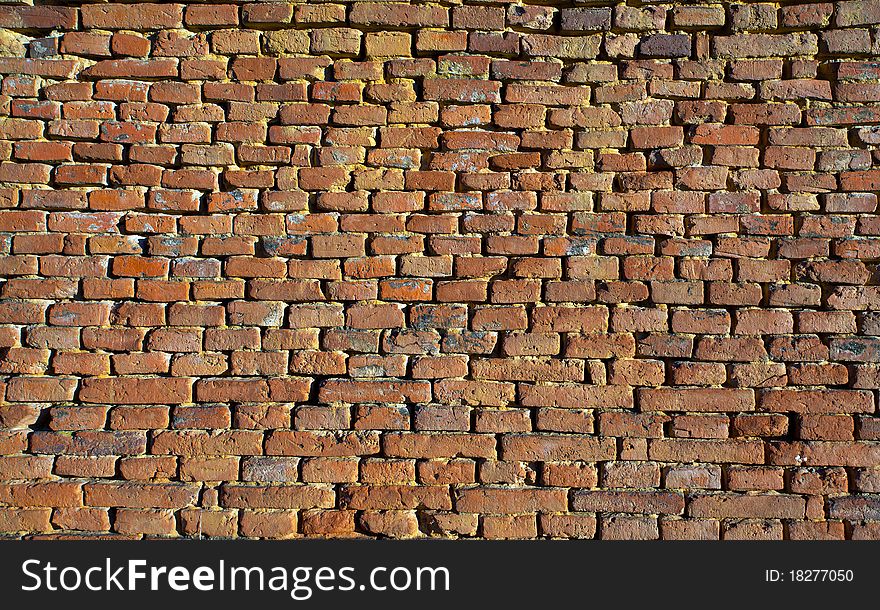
[0,0,879,540]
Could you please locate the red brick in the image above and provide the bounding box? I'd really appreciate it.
[80,377,193,405]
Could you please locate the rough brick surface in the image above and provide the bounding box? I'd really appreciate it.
[0,0,879,540]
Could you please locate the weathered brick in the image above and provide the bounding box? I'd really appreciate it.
[688,494,806,519]
[80,377,193,405]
